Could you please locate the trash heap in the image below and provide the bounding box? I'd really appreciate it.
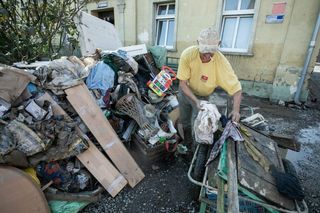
[0,46,181,205]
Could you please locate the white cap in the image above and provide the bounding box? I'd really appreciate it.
[198,26,220,53]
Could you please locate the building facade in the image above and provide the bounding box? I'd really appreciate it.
[85,0,320,102]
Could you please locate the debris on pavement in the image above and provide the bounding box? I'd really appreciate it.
[0,39,183,210]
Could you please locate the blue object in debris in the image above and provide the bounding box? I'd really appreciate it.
[86,61,115,93]
[27,83,38,95]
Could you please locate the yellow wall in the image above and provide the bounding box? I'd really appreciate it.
[85,0,320,101]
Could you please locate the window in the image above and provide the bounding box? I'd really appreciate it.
[155,3,176,49]
[220,0,256,53]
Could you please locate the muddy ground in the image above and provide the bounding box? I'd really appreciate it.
[82,93,320,213]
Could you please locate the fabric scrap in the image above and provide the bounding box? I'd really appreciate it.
[206,121,244,166]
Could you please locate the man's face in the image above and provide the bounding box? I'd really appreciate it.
[200,52,214,63]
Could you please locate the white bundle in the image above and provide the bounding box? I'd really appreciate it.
[194,101,221,145]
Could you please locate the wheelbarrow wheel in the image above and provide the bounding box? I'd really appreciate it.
[282,159,298,177]
[191,144,209,200]
[193,144,209,181]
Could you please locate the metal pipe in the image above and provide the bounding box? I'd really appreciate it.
[294,11,320,104]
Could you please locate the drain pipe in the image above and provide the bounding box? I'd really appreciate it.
[294,12,320,104]
[117,0,126,45]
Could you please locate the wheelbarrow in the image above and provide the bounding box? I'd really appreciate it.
[188,139,308,213]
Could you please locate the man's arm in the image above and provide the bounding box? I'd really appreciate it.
[179,80,201,110]
[229,90,242,123]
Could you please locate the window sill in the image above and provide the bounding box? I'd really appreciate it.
[167,48,177,52]
[220,51,254,57]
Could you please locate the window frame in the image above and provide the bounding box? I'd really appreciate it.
[155,2,176,50]
[219,0,258,54]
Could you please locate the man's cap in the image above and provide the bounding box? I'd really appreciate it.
[198,26,220,53]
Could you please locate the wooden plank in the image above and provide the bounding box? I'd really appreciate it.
[227,140,239,213]
[217,176,225,213]
[36,93,127,197]
[65,84,145,187]
[243,124,300,151]
[77,141,127,197]
[237,127,295,210]
[269,132,301,152]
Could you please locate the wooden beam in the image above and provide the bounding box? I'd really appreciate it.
[269,132,300,152]
[65,84,145,187]
[242,124,300,151]
[217,176,225,213]
[227,140,239,213]
[36,93,127,197]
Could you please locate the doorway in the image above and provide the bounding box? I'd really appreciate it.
[91,8,115,25]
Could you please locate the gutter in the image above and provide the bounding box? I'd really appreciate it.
[294,11,320,104]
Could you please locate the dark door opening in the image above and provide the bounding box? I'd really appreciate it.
[92,9,115,25]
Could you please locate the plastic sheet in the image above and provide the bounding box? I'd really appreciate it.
[85,61,115,93]
[148,46,167,69]
[48,201,89,213]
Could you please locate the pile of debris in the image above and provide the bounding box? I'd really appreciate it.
[0,45,182,211]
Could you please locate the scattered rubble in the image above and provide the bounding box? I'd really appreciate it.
[0,40,183,212]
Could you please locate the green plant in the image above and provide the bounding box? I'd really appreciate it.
[0,0,89,64]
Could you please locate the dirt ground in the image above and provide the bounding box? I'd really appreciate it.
[81,92,320,213]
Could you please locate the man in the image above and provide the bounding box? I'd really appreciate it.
[177,26,242,148]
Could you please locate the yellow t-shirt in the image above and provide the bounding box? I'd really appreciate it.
[177,46,241,96]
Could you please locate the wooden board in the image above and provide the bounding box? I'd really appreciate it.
[37,93,127,197]
[65,84,145,187]
[0,66,36,103]
[0,166,50,213]
[237,127,295,210]
[77,141,127,197]
[227,140,239,212]
[245,124,301,151]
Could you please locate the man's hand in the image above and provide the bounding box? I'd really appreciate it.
[229,110,240,123]
[196,99,202,110]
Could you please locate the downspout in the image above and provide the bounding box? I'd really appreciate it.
[294,11,320,104]
[117,0,126,45]
[135,0,137,44]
